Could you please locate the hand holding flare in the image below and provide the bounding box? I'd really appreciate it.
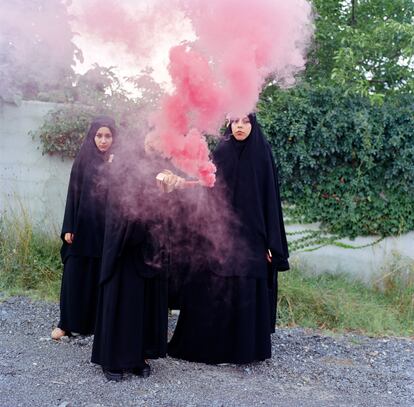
[156,170,201,193]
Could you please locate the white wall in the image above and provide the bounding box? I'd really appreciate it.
[287,223,414,285]
[0,101,73,233]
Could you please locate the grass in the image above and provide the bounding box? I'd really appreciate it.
[0,208,62,301]
[0,210,413,337]
[278,267,414,337]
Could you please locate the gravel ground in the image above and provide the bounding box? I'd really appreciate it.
[0,295,413,407]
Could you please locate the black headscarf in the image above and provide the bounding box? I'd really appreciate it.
[212,113,289,277]
[60,116,117,262]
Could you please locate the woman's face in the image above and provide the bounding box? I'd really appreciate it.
[94,126,113,152]
[231,116,252,141]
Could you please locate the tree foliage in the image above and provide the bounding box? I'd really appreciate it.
[308,0,414,98]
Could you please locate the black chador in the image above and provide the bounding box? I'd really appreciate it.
[56,116,116,336]
[168,113,289,364]
[91,150,168,380]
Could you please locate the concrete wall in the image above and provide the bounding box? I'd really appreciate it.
[286,223,414,285]
[0,101,73,233]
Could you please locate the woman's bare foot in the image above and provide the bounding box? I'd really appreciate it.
[51,327,66,340]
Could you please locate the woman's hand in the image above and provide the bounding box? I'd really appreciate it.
[266,249,272,263]
[156,170,185,193]
[64,233,74,244]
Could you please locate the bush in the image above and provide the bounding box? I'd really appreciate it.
[258,86,414,237]
[30,105,96,159]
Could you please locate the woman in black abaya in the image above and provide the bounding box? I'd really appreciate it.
[168,113,289,364]
[91,146,168,381]
[51,116,116,340]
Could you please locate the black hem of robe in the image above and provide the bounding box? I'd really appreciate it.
[91,252,168,371]
[58,256,100,335]
[167,273,273,365]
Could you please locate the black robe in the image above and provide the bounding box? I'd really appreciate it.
[164,187,200,311]
[168,114,289,364]
[58,116,116,335]
[91,152,168,371]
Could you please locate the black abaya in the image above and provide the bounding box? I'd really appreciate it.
[91,164,168,371]
[168,273,272,364]
[168,114,289,364]
[58,257,101,334]
[91,247,167,370]
[57,116,116,335]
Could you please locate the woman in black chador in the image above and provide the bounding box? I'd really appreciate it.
[168,113,289,364]
[51,116,116,340]
[91,146,168,382]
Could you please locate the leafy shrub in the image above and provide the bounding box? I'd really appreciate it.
[31,105,95,158]
[258,85,414,237]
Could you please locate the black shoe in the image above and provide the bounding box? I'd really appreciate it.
[132,362,151,378]
[103,368,123,382]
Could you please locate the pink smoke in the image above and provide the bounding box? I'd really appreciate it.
[146,44,226,186]
[76,0,186,59]
[76,0,314,186]
[0,1,80,99]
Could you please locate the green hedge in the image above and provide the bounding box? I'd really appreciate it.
[258,86,414,237]
[31,105,95,158]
